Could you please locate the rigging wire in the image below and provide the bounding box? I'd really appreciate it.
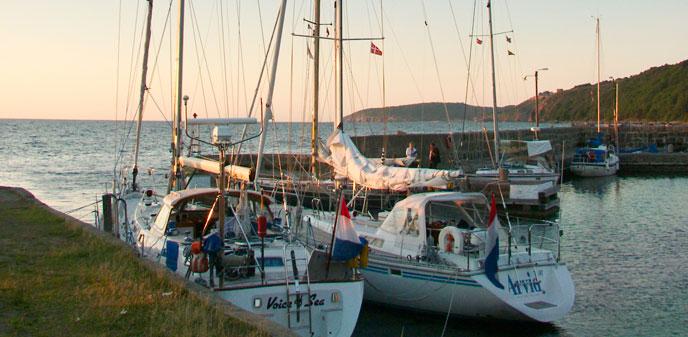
[236,0,250,118]
[420,0,455,148]
[148,0,175,121]
[188,0,223,117]
[113,0,123,175]
[449,0,481,143]
[218,0,231,118]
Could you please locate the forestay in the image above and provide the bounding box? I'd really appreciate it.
[321,129,463,192]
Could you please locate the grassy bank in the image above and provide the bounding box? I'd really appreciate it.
[0,187,269,337]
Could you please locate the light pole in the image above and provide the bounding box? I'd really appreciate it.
[524,67,548,139]
[610,76,619,150]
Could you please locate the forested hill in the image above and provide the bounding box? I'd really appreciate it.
[344,102,498,123]
[345,59,688,123]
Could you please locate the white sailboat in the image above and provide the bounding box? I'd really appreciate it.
[571,18,619,177]
[109,1,363,336]
[472,139,560,184]
[297,0,574,322]
[301,191,574,322]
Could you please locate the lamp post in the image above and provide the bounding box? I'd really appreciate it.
[610,76,619,150]
[524,67,548,139]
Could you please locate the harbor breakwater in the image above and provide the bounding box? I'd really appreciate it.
[350,124,688,173]
[231,124,688,176]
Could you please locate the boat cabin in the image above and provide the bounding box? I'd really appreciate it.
[368,192,490,258]
[152,188,276,240]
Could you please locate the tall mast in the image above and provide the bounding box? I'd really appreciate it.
[132,0,154,191]
[254,0,288,190]
[334,0,344,130]
[380,0,387,153]
[310,0,321,177]
[487,0,500,166]
[168,0,186,193]
[596,17,601,133]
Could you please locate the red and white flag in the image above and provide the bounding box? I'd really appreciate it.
[476,38,483,45]
[370,42,383,56]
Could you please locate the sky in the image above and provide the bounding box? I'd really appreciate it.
[1,0,687,122]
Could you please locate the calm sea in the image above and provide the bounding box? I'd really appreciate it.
[1,119,686,337]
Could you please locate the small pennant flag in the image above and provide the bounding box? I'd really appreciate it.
[476,38,483,45]
[506,36,512,43]
[326,27,330,37]
[370,42,383,56]
[507,50,515,56]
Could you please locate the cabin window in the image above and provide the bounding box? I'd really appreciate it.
[153,204,172,232]
[425,200,489,246]
[380,207,419,237]
[257,257,284,267]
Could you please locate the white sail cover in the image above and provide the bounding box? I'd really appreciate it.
[500,140,552,157]
[323,129,463,192]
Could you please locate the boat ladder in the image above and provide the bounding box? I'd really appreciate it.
[283,244,313,335]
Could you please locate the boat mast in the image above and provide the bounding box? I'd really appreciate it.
[487,0,500,166]
[254,0,288,190]
[596,17,601,134]
[132,0,154,191]
[168,0,186,193]
[334,0,344,130]
[310,0,321,178]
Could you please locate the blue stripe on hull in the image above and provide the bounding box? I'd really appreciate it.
[362,263,481,287]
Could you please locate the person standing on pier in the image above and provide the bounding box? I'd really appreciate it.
[428,143,441,169]
[405,142,418,167]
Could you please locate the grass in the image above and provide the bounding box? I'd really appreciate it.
[0,188,269,337]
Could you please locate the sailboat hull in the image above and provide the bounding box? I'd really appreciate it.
[360,256,574,322]
[571,155,620,177]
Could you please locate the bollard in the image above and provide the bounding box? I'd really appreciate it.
[101,193,115,234]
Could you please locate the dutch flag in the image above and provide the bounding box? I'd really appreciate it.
[485,193,505,289]
[331,197,366,261]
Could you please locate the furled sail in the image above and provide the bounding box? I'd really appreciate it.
[322,129,463,192]
[179,156,255,182]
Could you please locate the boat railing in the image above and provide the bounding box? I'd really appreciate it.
[505,219,562,263]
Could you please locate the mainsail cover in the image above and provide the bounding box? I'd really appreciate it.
[322,129,463,192]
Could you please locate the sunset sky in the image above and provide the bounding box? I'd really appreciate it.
[1,0,686,122]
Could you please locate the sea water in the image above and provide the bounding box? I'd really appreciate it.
[0,119,686,337]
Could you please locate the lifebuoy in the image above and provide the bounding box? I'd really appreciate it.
[438,226,466,254]
[587,151,596,161]
[445,234,454,253]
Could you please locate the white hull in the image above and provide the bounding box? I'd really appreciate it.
[117,190,363,337]
[469,171,559,185]
[571,155,619,177]
[219,281,363,337]
[362,257,574,322]
[301,211,575,323]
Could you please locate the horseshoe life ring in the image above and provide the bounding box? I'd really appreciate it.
[439,226,465,254]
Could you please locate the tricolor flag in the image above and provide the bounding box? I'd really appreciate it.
[370,42,383,56]
[331,197,366,261]
[485,193,504,289]
[476,38,483,45]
